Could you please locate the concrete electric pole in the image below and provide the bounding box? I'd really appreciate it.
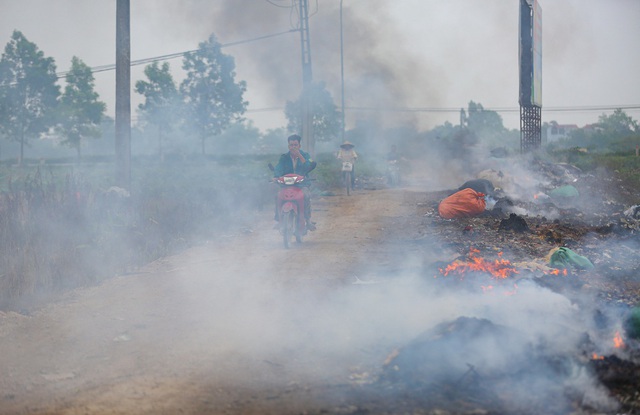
[115,0,131,190]
[340,0,346,143]
[298,0,314,155]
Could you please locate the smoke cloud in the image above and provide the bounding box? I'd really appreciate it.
[2,0,638,132]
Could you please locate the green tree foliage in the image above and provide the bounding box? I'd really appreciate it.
[597,108,639,137]
[464,101,519,151]
[135,62,180,160]
[212,120,261,155]
[285,81,341,143]
[560,109,639,152]
[56,56,106,160]
[259,127,287,154]
[418,101,518,161]
[428,123,478,158]
[466,100,506,138]
[0,30,59,164]
[180,34,248,155]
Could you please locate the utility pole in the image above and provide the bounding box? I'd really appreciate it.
[298,0,314,155]
[115,0,131,190]
[340,0,345,142]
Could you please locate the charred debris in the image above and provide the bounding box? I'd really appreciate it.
[344,156,640,414]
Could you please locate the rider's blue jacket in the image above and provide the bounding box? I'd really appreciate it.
[273,150,312,178]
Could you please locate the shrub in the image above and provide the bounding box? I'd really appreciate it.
[0,158,275,309]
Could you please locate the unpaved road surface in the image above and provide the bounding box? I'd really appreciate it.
[1,186,430,415]
[3,174,639,415]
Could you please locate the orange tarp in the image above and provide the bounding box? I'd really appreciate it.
[438,188,486,219]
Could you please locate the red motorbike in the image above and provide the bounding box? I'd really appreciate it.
[275,173,307,249]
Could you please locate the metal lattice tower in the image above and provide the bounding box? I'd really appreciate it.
[519,0,542,153]
[520,105,541,152]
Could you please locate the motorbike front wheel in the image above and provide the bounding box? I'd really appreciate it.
[282,210,296,249]
[345,171,352,196]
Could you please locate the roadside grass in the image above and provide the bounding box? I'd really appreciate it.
[547,147,640,184]
[312,152,387,191]
[0,151,389,308]
[0,156,275,309]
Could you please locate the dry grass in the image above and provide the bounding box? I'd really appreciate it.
[0,159,273,309]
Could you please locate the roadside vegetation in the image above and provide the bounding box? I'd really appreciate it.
[2,128,637,310]
[0,158,264,308]
[545,109,640,189]
[549,148,639,184]
[0,151,393,309]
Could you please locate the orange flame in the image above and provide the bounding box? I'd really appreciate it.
[591,353,605,360]
[439,248,518,280]
[546,268,568,276]
[613,331,625,349]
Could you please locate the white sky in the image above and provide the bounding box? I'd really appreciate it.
[1,0,639,132]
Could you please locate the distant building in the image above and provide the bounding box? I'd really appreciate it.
[543,122,579,143]
[581,123,603,134]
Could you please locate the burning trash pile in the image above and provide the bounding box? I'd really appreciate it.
[351,245,640,414]
[428,157,639,290]
[348,157,640,414]
[376,313,635,415]
[438,248,518,280]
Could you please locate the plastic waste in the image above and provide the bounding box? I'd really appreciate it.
[548,247,594,270]
[549,185,579,199]
[624,307,640,339]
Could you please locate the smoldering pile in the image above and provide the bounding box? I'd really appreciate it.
[347,156,640,414]
[340,262,640,415]
[377,316,624,415]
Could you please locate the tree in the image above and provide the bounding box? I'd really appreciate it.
[56,56,106,160]
[259,127,287,154]
[562,109,639,151]
[0,30,59,164]
[135,61,180,161]
[285,81,341,143]
[597,109,639,137]
[180,34,248,155]
[466,101,506,138]
[213,120,261,155]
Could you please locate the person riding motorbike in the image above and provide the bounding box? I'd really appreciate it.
[386,144,400,162]
[386,144,406,186]
[336,141,358,188]
[273,134,316,231]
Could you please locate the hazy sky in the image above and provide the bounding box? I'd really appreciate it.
[1,0,639,132]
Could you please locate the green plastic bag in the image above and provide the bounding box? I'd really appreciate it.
[624,307,640,340]
[549,185,579,198]
[549,247,594,270]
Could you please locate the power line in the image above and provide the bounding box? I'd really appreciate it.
[264,0,295,8]
[52,29,298,79]
[341,105,640,114]
[541,105,640,113]
[8,28,637,118]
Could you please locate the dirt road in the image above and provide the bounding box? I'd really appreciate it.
[0,186,429,415]
[4,172,638,415]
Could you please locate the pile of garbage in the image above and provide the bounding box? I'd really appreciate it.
[437,158,640,231]
[378,158,640,414]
